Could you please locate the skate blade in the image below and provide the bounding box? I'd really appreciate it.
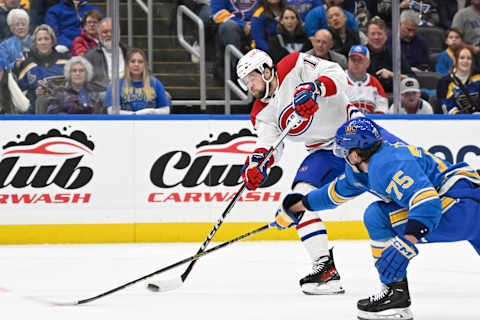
[301,280,345,295]
[357,308,413,320]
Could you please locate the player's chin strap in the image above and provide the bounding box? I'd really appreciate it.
[260,69,277,103]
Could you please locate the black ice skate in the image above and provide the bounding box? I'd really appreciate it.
[357,278,413,320]
[299,248,345,295]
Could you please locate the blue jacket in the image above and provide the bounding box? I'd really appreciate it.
[0,4,38,42]
[436,49,455,76]
[211,0,259,27]
[16,49,69,112]
[386,33,430,70]
[440,74,480,114]
[250,7,278,52]
[45,0,101,49]
[0,35,32,69]
[304,5,358,38]
[286,0,323,22]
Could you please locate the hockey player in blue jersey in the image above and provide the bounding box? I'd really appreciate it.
[271,117,480,320]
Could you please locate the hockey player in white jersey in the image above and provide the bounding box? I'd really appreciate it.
[237,49,402,295]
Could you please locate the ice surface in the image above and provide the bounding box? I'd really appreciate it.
[0,240,478,320]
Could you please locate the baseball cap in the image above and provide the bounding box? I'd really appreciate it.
[400,77,420,94]
[349,45,370,60]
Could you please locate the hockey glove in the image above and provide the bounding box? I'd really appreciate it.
[293,82,319,118]
[272,193,305,230]
[241,148,273,191]
[375,235,418,283]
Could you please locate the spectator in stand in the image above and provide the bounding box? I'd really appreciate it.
[378,0,438,26]
[452,0,480,57]
[345,45,388,114]
[436,28,464,76]
[268,6,311,63]
[251,0,287,52]
[84,17,127,92]
[436,0,458,29]
[45,0,101,51]
[105,49,170,115]
[387,9,431,72]
[305,28,347,69]
[0,9,32,69]
[304,0,358,37]
[211,0,259,71]
[72,10,102,56]
[286,0,322,21]
[36,56,104,114]
[327,5,367,58]
[15,24,69,112]
[30,0,58,25]
[388,77,434,114]
[0,0,37,42]
[438,46,480,114]
[0,57,29,113]
[366,17,415,93]
[352,0,377,30]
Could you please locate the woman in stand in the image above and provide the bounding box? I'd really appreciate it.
[0,8,32,69]
[105,48,170,114]
[437,46,480,114]
[268,6,311,64]
[71,9,102,56]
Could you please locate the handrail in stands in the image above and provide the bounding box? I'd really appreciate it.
[172,5,252,114]
[127,0,153,70]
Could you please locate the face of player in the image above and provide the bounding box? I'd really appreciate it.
[367,24,387,52]
[456,48,472,74]
[348,55,369,76]
[400,20,417,42]
[128,52,145,80]
[280,9,298,34]
[446,31,462,50]
[11,17,28,39]
[70,62,87,88]
[35,30,53,55]
[242,70,270,99]
[327,7,346,31]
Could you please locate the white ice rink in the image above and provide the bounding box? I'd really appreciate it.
[0,239,478,320]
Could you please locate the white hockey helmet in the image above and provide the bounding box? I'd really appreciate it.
[236,49,275,100]
[237,49,273,79]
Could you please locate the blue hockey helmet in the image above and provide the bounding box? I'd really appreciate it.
[333,118,382,158]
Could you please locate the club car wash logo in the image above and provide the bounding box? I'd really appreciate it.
[148,129,283,203]
[0,128,94,205]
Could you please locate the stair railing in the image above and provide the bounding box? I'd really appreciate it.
[127,0,153,70]
[173,5,252,114]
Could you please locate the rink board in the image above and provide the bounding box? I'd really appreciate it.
[0,115,479,244]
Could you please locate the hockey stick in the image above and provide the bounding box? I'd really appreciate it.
[147,115,301,292]
[47,223,274,306]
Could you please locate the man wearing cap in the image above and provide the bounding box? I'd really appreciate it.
[388,77,434,114]
[346,45,388,114]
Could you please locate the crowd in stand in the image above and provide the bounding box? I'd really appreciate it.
[0,0,171,114]
[2,0,480,115]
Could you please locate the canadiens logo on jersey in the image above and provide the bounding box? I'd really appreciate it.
[278,104,313,136]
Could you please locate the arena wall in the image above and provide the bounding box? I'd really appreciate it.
[0,114,479,244]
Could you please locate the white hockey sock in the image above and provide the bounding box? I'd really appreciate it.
[296,210,329,260]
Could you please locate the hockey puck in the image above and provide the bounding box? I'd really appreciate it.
[147,283,160,292]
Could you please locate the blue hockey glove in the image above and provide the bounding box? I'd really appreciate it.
[293,82,319,118]
[375,235,418,283]
[241,148,273,191]
[272,193,305,230]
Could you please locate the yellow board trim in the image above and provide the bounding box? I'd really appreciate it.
[0,221,369,244]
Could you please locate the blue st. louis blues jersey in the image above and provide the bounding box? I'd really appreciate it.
[306,142,480,232]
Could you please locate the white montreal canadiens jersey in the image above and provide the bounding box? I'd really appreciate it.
[250,52,359,162]
[346,72,388,114]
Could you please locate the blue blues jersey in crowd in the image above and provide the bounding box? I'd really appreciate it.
[305,141,480,233]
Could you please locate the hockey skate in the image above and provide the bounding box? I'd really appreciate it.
[357,278,413,320]
[299,248,345,295]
